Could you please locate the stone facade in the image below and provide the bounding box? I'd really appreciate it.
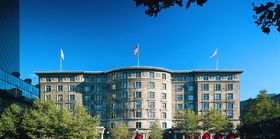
[36,66,242,137]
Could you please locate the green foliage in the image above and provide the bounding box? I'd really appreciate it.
[242,90,280,125]
[0,100,100,139]
[149,120,163,139]
[110,122,130,139]
[134,0,280,34]
[0,104,24,138]
[174,110,199,136]
[201,109,228,134]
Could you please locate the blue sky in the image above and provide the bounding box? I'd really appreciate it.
[20,0,280,100]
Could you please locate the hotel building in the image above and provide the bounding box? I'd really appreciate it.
[36,66,242,138]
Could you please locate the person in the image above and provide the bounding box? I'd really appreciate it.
[135,132,142,139]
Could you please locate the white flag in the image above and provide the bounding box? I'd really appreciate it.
[60,49,64,60]
[134,43,139,55]
[210,48,218,58]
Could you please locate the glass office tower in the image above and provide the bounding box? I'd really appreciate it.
[0,0,39,110]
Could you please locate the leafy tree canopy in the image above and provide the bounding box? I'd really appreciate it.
[201,109,229,134]
[110,122,130,139]
[242,90,280,125]
[134,0,280,34]
[149,120,163,139]
[174,110,199,136]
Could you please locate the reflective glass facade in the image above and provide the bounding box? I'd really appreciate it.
[0,0,19,73]
[0,69,39,99]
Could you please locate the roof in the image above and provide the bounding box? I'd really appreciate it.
[35,66,243,75]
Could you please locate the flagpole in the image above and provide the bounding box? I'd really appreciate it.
[216,49,219,70]
[60,57,62,72]
[137,44,140,67]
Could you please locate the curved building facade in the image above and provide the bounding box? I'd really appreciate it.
[36,66,242,138]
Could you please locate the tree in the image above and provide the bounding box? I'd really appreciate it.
[0,100,100,138]
[242,90,280,125]
[0,104,25,138]
[149,120,163,139]
[70,105,100,138]
[110,122,130,139]
[134,0,280,34]
[174,110,199,138]
[201,109,229,134]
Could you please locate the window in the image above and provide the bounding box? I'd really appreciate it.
[176,85,183,92]
[122,72,128,79]
[58,85,63,92]
[203,103,209,110]
[69,85,75,92]
[149,72,155,78]
[111,93,116,99]
[215,103,221,109]
[149,92,155,99]
[136,122,141,128]
[69,76,75,82]
[188,85,194,91]
[111,113,115,119]
[135,101,142,108]
[227,93,233,100]
[203,94,209,100]
[83,95,90,101]
[215,94,221,100]
[122,92,128,99]
[162,122,167,129]
[111,123,115,128]
[58,76,63,82]
[111,84,116,90]
[162,112,167,118]
[214,84,221,91]
[96,77,102,83]
[162,83,167,90]
[135,82,141,89]
[136,72,141,78]
[227,74,233,80]
[188,103,194,110]
[96,104,102,111]
[177,104,183,110]
[177,95,183,101]
[44,95,51,101]
[203,84,209,91]
[96,86,101,92]
[57,95,63,101]
[162,74,166,79]
[135,92,142,98]
[215,75,221,80]
[69,103,75,110]
[111,103,116,109]
[149,112,155,118]
[227,103,234,110]
[227,84,233,91]
[84,86,90,92]
[45,85,51,92]
[203,75,208,80]
[135,111,142,118]
[227,111,233,118]
[162,103,167,109]
[188,94,194,101]
[121,82,128,89]
[162,93,167,99]
[95,95,102,102]
[149,82,155,89]
[56,103,63,109]
[150,122,155,128]
[69,95,75,101]
[148,102,155,108]
[46,76,51,82]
